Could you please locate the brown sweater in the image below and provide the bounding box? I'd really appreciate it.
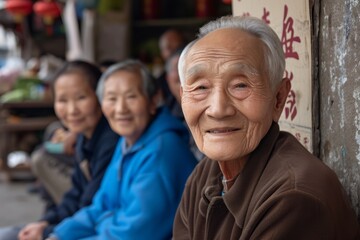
[173,123,360,240]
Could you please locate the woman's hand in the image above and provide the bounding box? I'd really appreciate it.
[51,128,77,155]
[50,128,68,143]
[62,131,77,155]
[18,221,48,240]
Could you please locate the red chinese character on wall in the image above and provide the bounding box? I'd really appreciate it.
[303,137,309,149]
[284,70,297,121]
[262,8,270,24]
[285,90,297,121]
[281,5,301,59]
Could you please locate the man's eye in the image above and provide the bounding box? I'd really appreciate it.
[196,85,207,90]
[235,83,248,89]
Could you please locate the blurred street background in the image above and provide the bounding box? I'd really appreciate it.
[0,173,43,227]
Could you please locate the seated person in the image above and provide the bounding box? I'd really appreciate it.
[31,121,76,207]
[164,48,183,119]
[48,59,198,240]
[165,48,204,161]
[173,16,359,239]
[157,29,187,106]
[15,60,119,240]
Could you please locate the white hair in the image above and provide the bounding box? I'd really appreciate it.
[178,15,285,90]
[96,59,158,103]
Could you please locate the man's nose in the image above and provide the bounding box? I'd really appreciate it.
[205,88,236,119]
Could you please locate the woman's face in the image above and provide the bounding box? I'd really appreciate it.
[54,72,102,139]
[101,70,157,147]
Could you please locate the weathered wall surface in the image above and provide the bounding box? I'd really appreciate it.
[319,0,360,218]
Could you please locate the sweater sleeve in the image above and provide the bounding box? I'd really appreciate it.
[55,174,174,240]
[172,186,191,240]
[173,165,198,240]
[97,172,175,240]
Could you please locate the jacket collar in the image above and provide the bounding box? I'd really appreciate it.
[119,106,189,155]
[198,122,280,229]
[223,122,280,228]
[76,114,109,162]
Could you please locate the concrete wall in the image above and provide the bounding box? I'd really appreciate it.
[318,0,360,219]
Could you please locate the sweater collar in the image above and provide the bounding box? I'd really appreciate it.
[223,122,280,228]
[198,122,280,228]
[76,114,109,162]
[119,106,188,155]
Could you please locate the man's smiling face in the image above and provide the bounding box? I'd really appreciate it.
[180,28,277,163]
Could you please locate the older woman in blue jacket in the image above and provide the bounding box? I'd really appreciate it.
[49,59,198,240]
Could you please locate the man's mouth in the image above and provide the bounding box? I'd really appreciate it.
[206,128,240,134]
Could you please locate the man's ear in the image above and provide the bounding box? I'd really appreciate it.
[272,78,291,122]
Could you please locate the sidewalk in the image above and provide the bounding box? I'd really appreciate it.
[0,173,44,227]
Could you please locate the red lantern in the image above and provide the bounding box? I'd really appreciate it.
[5,0,33,22]
[142,0,160,20]
[222,0,232,4]
[33,0,61,25]
[196,0,215,18]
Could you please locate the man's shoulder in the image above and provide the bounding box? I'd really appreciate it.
[273,131,332,175]
[265,131,344,200]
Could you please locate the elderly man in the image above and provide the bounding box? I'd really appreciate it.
[173,16,359,239]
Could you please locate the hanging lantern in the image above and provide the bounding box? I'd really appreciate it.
[222,0,232,4]
[33,0,61,35]
[196,0,214,18]
[142,0,160,20]
[4,0,33,22]
[33,0,61,25]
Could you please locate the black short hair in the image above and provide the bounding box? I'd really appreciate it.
[52,60,102,91]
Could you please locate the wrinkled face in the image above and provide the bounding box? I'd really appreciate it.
[166,55,181,103]
[54,73,101,139]
[101,70,156,147]
[181,29,279,162]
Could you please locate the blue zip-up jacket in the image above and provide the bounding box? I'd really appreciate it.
[41,115,119,237]
[53,107,198,240]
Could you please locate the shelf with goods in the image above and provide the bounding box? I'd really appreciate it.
[0,100,57,181]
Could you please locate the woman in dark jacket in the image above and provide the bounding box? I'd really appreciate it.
[15,60,119,240]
